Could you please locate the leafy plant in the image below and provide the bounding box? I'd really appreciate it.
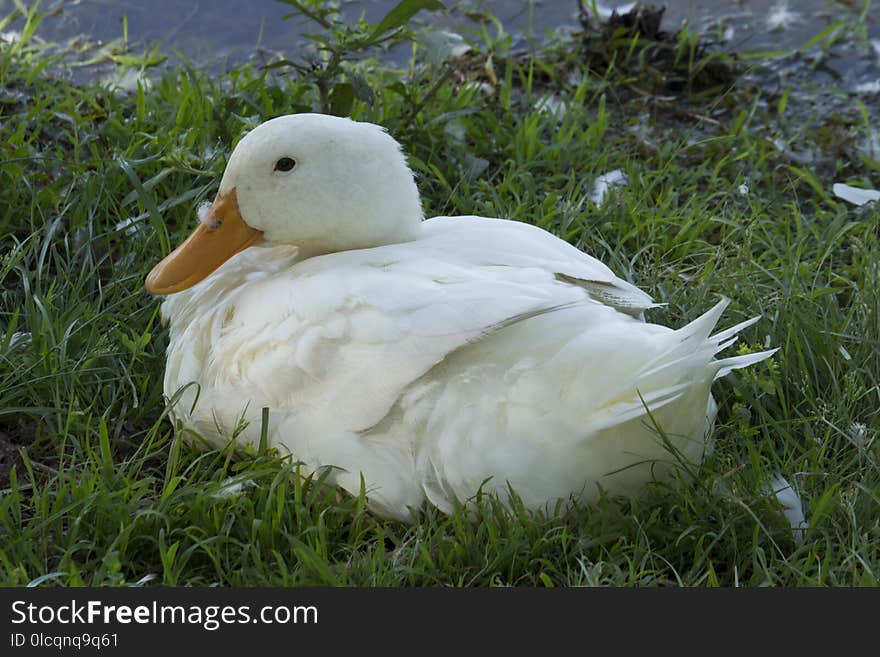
[270,0,445,115]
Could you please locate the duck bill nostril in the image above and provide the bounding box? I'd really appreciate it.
[144,187,263,295]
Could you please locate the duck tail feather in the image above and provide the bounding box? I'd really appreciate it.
[638,300,775,384]
[710,314,762,343]
[677,297,731,343]
[713,348,779,380]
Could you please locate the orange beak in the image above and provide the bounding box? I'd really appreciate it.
[145,188,263,295]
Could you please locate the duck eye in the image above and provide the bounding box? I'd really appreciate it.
[274,157,296,172]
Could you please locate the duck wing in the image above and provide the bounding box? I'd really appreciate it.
[417,216,657,317]
[234,253,591,432]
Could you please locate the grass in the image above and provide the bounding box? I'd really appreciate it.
[1,2,878,586]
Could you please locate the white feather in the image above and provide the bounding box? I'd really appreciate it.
[767,474,808,544]
[588,169,628,207]
[833,183,880,206]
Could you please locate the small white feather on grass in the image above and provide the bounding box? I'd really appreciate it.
[767,474,808,544]
[832,183,880,206]
[588,170,628,207]
[210,477,255,499]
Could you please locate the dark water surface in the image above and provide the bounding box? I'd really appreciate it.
[1,1,877,91]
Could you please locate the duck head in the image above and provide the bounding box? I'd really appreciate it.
[145,113,424,295]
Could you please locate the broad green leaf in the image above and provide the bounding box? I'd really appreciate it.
[370,0,445,40]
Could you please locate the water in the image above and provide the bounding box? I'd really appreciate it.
[1,0,877,90]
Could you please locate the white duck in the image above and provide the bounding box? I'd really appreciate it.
[146,113,775,520]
